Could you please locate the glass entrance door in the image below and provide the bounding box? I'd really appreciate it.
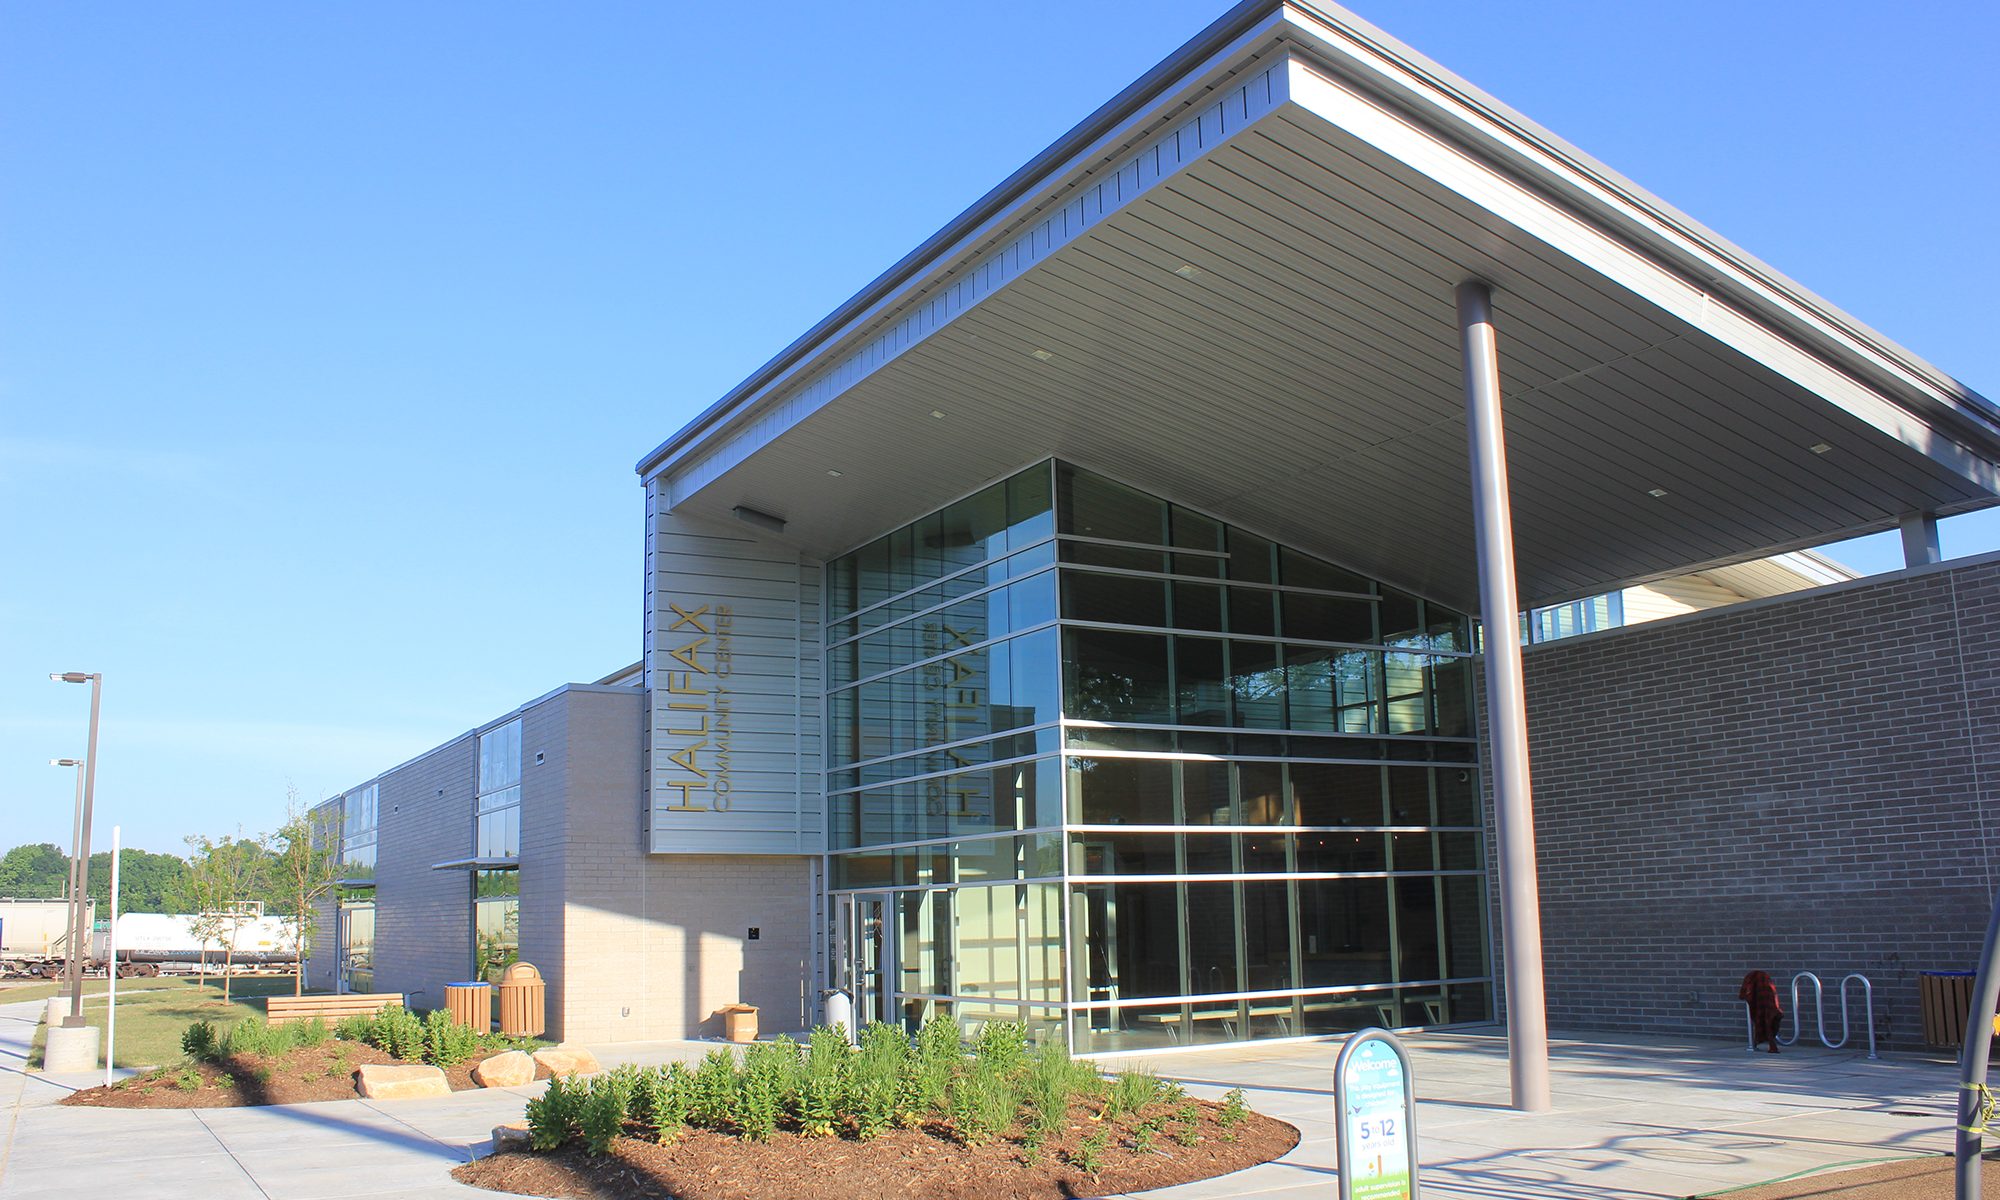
[843,893,899,1028]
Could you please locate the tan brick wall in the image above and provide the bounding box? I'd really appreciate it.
[552,688,812,1042]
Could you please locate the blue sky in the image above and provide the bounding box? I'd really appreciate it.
[4,0,1996,855]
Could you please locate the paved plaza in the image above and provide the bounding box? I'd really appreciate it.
[0,995,1963,1199]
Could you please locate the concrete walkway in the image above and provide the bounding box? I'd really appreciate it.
[0,994,1963,1200]
[1118,1029,1957,1200]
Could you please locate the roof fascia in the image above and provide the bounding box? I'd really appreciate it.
[635,0,1294,481]
[1277,1,2000,448]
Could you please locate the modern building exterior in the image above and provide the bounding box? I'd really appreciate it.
[311,0,2000,1078]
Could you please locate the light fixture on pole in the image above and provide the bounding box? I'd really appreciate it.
[50,671,102,1031]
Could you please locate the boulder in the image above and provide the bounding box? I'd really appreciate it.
[472,1050,536,1088]
[491,1122,532,1151]
[355,1063,451,1100]
[531,1048,602,1078]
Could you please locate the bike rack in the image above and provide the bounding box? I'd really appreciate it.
[1746,971,1877,1058]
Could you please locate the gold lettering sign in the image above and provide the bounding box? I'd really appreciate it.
[660,601,734,813]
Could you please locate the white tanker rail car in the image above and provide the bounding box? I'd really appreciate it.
[0,897,96,977]
[93,914,299,977]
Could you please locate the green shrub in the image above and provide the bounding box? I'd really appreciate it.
[1218,1087,1248,1140]
[374,1006,425,1061]
[1218,1087,1248,1126]
[174,1067,203,1092]
[1131,1116,1164,1154]
[646,1063,693,1144]
[794,1026,850,1137]
[690,1048,739,1129]
[906,1014,962,1121]
[334,1015,373,1042]
[1022,1040,1097,1141]
[946,1062,1016,1147]
[181,1020,219,1062]
[851,1023,907,1140]
[291,1018,332,1049]
[1171,1103,1201,1147]
[973,1021,1027,1078]
[526,1075,583,1151]
[1071,1129,1109,1174]
[226,1017,286,1058]
[580,1077,627,1156]
[736,1045,784,1142]
[420,1009,479,1067]
[1106,1069,1160,1119]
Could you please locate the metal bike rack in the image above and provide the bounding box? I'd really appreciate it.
[1749,971,1877,1058]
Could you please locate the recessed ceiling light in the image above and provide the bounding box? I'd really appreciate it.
[826,469,843,478]
[1030,348,1056,362]
[1809,442,1832,455]
[1647,488,1669,498]
[1173,263,1203,279]
[930,409,946,419]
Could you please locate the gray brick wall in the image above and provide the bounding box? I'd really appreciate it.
[371,735,477,1010]
[1487,556,2000,1048]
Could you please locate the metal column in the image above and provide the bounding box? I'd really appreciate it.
[1457,280,1552,1112]
[1902,512,1941,567]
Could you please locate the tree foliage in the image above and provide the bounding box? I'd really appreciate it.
[273,791,340,995]
[176,832,273,1000]
[0,843,193,913]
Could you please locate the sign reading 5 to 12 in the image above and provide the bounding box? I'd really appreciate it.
[1334,1029,1419,1200]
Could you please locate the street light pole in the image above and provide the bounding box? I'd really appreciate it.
[51,672,102,1029]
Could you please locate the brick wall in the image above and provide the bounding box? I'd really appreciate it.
[371,735,477,1009]
[1494,556,2000,1048]
[545,686,813,1043]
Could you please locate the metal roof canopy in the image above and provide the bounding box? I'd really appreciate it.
[638,1,2000,613]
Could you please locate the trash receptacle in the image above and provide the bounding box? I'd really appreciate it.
[821,989,854,1044]
[496,961,546,1038]
[721,1003,759,1043]
[1921,970,1978,1046]
[444,981,490,1031]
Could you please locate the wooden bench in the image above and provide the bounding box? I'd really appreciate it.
[265,992,404,1025]
[1135,995,1446,1043]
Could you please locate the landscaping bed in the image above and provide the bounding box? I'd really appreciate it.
[61,1005,548,1109]
[455,1020,1297,1200]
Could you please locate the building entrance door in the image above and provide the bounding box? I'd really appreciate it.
[843,893,899,1029]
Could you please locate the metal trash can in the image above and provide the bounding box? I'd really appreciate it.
[1921,970,1978,1046]
[721,1003,759,1043]
[444,981,491,1031]
[821,988,854,1044]
[496,961,546,1038]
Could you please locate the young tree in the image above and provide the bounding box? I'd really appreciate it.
[272,790,340,996]
[178,832,272,1001]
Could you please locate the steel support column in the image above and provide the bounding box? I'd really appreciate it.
[1902,511,1941,568]
[1457,279,1551,1112]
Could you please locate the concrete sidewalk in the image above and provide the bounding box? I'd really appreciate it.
[0,993,1965,1200]
[1116,1029,1957,1199]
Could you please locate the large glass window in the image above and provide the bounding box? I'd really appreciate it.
[475,719,521,987]
[827,461,1490,1051]
[339,784,378,882]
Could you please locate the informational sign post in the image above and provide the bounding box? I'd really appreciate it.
[1335,1028,1420,1200]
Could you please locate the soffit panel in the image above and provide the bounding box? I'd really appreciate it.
[669,104,1993,610]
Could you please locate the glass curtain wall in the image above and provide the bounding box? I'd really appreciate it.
[825,461,1492,1051]
[474,719,522,982]
[333,784,378,994]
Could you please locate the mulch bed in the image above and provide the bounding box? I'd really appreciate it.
[62,1044,549,1108]
[453,1097,1297,1200]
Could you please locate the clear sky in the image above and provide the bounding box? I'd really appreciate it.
[4,0,1996,855]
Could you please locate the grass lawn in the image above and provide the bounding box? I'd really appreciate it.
[25,975,313,1070]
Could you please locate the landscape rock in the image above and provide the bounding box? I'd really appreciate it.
[355,1063,450,1100]
[490,1122,531,1151]
[472,1050,536,1088]
[531,1048,602,1078]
